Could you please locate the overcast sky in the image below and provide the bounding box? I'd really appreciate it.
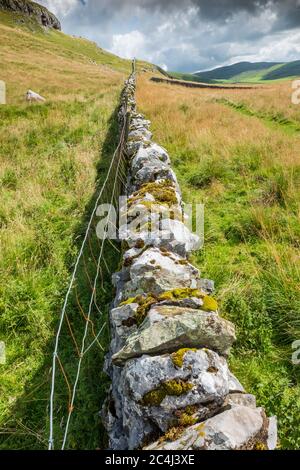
[39,0,300,72]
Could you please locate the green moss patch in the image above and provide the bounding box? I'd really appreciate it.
[159,288,218,312]
[171,348,197,368]
[142,379,194,406]
[128,180,178,208]
[120,288,218,326]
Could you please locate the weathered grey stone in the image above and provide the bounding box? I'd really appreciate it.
[228,372,244,393]
[222,393,256,410]
[131,143,170,170]
[117,349,243,449]
[128,129,153,141]
[109,303,139,354]
[121,247,200,299]
[113,306,236,365]
[198,278,215,294]
[119,211,200,257]
[159,296,204,309]
[145,406,270,450]
[160,219,200,252]
[134,163,177,187]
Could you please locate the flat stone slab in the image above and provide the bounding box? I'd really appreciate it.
[112,306,236,365]
[145,405,273,450]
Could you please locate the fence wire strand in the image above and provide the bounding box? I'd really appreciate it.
[48,81,132,450]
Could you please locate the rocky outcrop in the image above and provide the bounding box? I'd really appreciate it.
[0,0,61,30]
[102,72,277,450]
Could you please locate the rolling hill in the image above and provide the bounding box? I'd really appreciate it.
[170,60,300,84]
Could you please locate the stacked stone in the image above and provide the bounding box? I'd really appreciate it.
[102,74,277,450]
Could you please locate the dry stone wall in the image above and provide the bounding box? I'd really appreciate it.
[102,73,278,451]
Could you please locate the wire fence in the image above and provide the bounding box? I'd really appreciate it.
[48,77,132,450]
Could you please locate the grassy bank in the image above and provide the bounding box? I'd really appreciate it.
[137,76,300,449]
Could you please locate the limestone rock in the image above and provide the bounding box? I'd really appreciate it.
[0,0,61,29]
[113,307,236,365]
[119,216,199,257]
[121,247,200,299]
[145,406,271,450]
[128,129,153,141]
[116,349,243,449]
[131,143,170,169]
[267,416,278,450]
[222,392,256,410]
[26,90,46,103]
[109,303,139,355]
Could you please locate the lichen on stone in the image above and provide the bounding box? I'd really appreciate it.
[171,348,197,368]
[202,295,218,312]
[120,287,218,327]
[158,288,218,312]
[142,379,194,406]
[177,405,198,427]
[161,426,184,442]
[196,422,206,437]
[253,442,267,450]
[158,405,198,443]
[121,293,158,325]
[128,180,178,208]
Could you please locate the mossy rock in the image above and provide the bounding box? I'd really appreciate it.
[142,379,194,406]
[128,180,178,208]
[121,293,159,325]
[120,288,218,326]
[159,288,218,312]
[171,348,197,368]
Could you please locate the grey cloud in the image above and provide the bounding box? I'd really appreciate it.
[43,0,300,72]
[75,0,300,28]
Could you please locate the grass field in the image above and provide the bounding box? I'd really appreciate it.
[137,76,300,449]
[0,10,138,449]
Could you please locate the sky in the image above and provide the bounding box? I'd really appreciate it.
[39,0,300,72]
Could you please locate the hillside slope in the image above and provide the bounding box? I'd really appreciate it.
[263,60,300,80]
[0,7,158,105]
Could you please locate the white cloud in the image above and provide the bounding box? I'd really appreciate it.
[111,30,146,60]
[230,30,300,63]
[39,0,79,17]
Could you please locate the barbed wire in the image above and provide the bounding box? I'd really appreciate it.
[48,79,132,450]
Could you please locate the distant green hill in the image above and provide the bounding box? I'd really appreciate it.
[170,61,300,84]
[262,60,300,80]
[194,61,282,82]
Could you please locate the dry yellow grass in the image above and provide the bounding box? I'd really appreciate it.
[137,74,300,168]
[0,22,127,104]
